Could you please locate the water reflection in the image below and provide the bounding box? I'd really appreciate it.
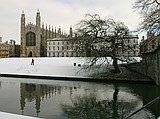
[61,86,143,119]
[20,83,64,116]
[0,78,159,119]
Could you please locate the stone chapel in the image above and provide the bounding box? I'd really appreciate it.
[20,10,69,57]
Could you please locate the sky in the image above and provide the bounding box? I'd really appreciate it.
[0,0,142,44]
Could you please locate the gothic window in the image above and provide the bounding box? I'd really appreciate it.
[26,32,36,46]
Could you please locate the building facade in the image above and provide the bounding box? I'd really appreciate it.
[140,32,160,53]
[0,38,20,58]
[0,42,9,58]
[47,35,139,57]
[118,35,139,57]
[47,38,78,57]
[9,40,20,57]
[20,10,67,57]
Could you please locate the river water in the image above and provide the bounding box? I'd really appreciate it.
[0,77,159,119]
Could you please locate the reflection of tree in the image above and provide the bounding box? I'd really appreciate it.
[61,88,140,119]
[113,86,119,119]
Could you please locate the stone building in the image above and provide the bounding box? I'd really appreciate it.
[47,26,78,57]
[47,38,79,57]
[140,32,160,53]
[0,39,20,58]
[90,35,139,57]
[47,34,139,57]
[0,38,9,58]
[20,10,66,57]
[9,40,20,57]
[119,35,139,57]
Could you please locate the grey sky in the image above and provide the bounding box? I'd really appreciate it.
[0,0,141,44]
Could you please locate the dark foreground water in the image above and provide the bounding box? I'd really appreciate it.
[0,77,159,119]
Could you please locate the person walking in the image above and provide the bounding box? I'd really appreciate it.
[31,58,34,65]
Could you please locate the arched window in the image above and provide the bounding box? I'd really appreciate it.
[26,32,36,46]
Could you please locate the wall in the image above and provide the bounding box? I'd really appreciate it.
[126,47,160,85]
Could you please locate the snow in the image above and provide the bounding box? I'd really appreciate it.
[0,57,95,78]
[0,112,42,119]
[0,57,142,118]
[0,57,142,78]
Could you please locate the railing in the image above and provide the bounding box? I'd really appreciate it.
[124,96,160,119]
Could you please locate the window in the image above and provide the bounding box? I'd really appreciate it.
[57,46,59,50]
[26,32,36,46]
[53,52,55,57]
[62,52,64,57]
[62,46,64,50]
[53,46,55,50]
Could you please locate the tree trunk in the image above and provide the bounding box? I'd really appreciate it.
[113,57,121,73]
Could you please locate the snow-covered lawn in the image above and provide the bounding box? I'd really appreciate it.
[0,112,42,119]
[0,57,103,78]
[0,57,141,78]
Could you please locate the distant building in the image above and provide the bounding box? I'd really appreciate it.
[0,38,20,58]
[47,38,78,57]
[89,35,139,57]
[140,32,160,53]
[20,10,69,57]
[0,38,9,58]
[9,40,20,57]
[47,34,139,57]
[119,35,139,57]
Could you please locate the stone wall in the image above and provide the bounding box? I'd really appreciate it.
[126,47,160,85]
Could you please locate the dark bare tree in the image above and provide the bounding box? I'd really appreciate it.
[74,14,131,73]
[134,0,160,33]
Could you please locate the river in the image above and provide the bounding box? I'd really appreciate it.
[0,77,159,119]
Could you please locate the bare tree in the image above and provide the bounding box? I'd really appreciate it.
[74,14,131,73]
[134,0,160,33]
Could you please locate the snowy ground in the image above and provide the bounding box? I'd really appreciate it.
[0,57,104,78]
[0,112,42,119]
[0,57,142,79]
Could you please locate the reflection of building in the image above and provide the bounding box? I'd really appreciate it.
[20,10,67,57]
[20,83,62,116]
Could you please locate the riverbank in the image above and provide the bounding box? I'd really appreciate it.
[0,57,153,84]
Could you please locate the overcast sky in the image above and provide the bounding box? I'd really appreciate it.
[0,0,141,44]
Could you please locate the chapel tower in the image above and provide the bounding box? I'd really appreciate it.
[20,10,69,57]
